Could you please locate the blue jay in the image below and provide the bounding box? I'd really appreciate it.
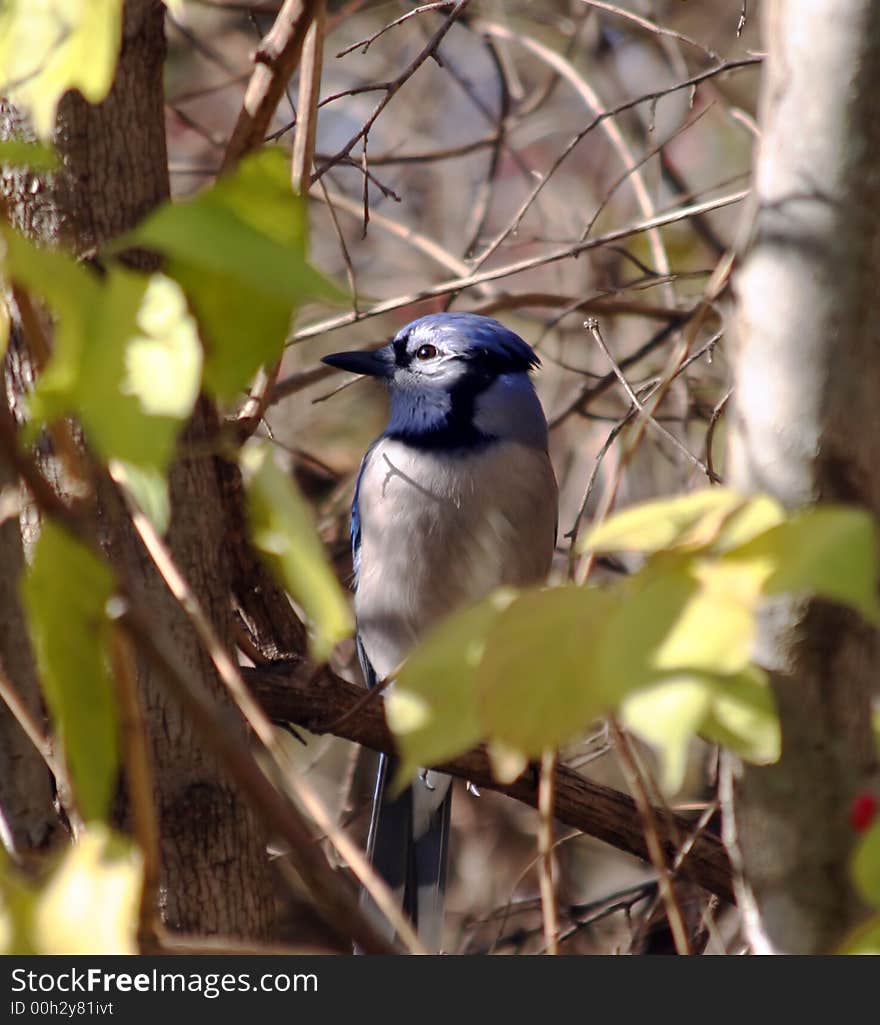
[322,312,558,951]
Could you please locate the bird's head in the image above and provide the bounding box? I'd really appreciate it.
[322,313,548,449]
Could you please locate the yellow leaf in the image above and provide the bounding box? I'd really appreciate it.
[242,440,353,662]
[476,586,614,757]
[34,825,142,954]
[840,914,880,954]
[582,488,745,554]
[621,677,711,794]
[654,558,772,675]
[0,1,124,138]
[122,274,202,419]
[725,506,880,626]
[487,741,528,784]
[389,590,513,783]
[853,822,880,906]
[700,667,779,766]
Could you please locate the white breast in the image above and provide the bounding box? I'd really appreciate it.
[355,438,557,679]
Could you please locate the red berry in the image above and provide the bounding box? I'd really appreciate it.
[850,792,879,832]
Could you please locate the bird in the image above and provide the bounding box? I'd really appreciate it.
[322,312,558,951]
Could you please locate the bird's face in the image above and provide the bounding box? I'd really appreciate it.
[322,313,546,447]
[321,313,539,397]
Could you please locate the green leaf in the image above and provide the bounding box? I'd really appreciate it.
[853,822,880,906]
[2,230,199,471]
[0,298,8,362]
[242,439,353,662]
[121,274,202,420]
[0,852,37,954]
[583,489,787,556]
[621,677,712,793]
[699,667,779,765]
[21,523,117,821]
[476,586,614,756]
[124,148,342,400]
[582,488,746,554]
[840,914,880,954]
[33,826,142,954]
[389,591,512,783]
[725,506,880,625]
[621,666,777,794]
[110,460,171,536]
[0,1,123,138]
[596,559,698,695]
[0,139,58,171]
[654,558,772,675]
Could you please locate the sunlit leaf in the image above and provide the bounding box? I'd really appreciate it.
[582,488,745,554]
[21,523,117,820]
[0,855,37,955]
[487,740,529,785]
[476,586,614,756]
[389,591,513,783]
[123,148,342,400]
[0,139,58,171]
[840,914,880,954]
[655,558,772,675]
[622,666,777,793]
[2,230,198,471]
[709,494,784,552]
[242,439,353,662]
[596,559,697,695]
[0,1,124,138]
[0,299,8,362]
[110,460,170,536]
[702,666,778,763]
[853,822,880,906]
[725,506,880,625]
[621,676,711,794]
[34,826,141,954]
[121,274,202,419]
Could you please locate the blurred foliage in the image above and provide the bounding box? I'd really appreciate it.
[21,523,117,822]
[0,0,123,137]
[1,826,142,955]
[390,490,879,792]
[242,438,354,661]
[123,147,342,400]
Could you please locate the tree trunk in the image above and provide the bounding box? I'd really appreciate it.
[0,396,62,866]
[726,0,880,953]
[4,0,277,938]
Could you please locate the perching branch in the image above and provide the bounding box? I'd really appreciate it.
[246,661,735,904]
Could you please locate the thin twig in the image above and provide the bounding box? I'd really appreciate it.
[290,189,748,343]
[610,720,692,955]
[586,317,716,480]
[222,0,319,172]
[109,628,162,953]
[578,0,719,61]
[472,20,674,305]
[335,2,455,58]
[538,749,559,954]
[116,490,427,954]
[311,1,472,184]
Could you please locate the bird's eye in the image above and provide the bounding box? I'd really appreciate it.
[416,344,438,361]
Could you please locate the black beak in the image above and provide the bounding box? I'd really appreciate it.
[321,348,391,377]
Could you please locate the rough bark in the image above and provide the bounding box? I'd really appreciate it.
[3,0,277,937]
[727,0,880,953]
[247,662,735,904]
[0,386,62,865]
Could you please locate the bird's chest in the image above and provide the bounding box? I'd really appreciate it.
[354,438,540,675]
[357,439,510,586]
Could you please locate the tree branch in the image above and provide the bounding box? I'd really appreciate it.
[221,0,319,171]
[246,662,735,904]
